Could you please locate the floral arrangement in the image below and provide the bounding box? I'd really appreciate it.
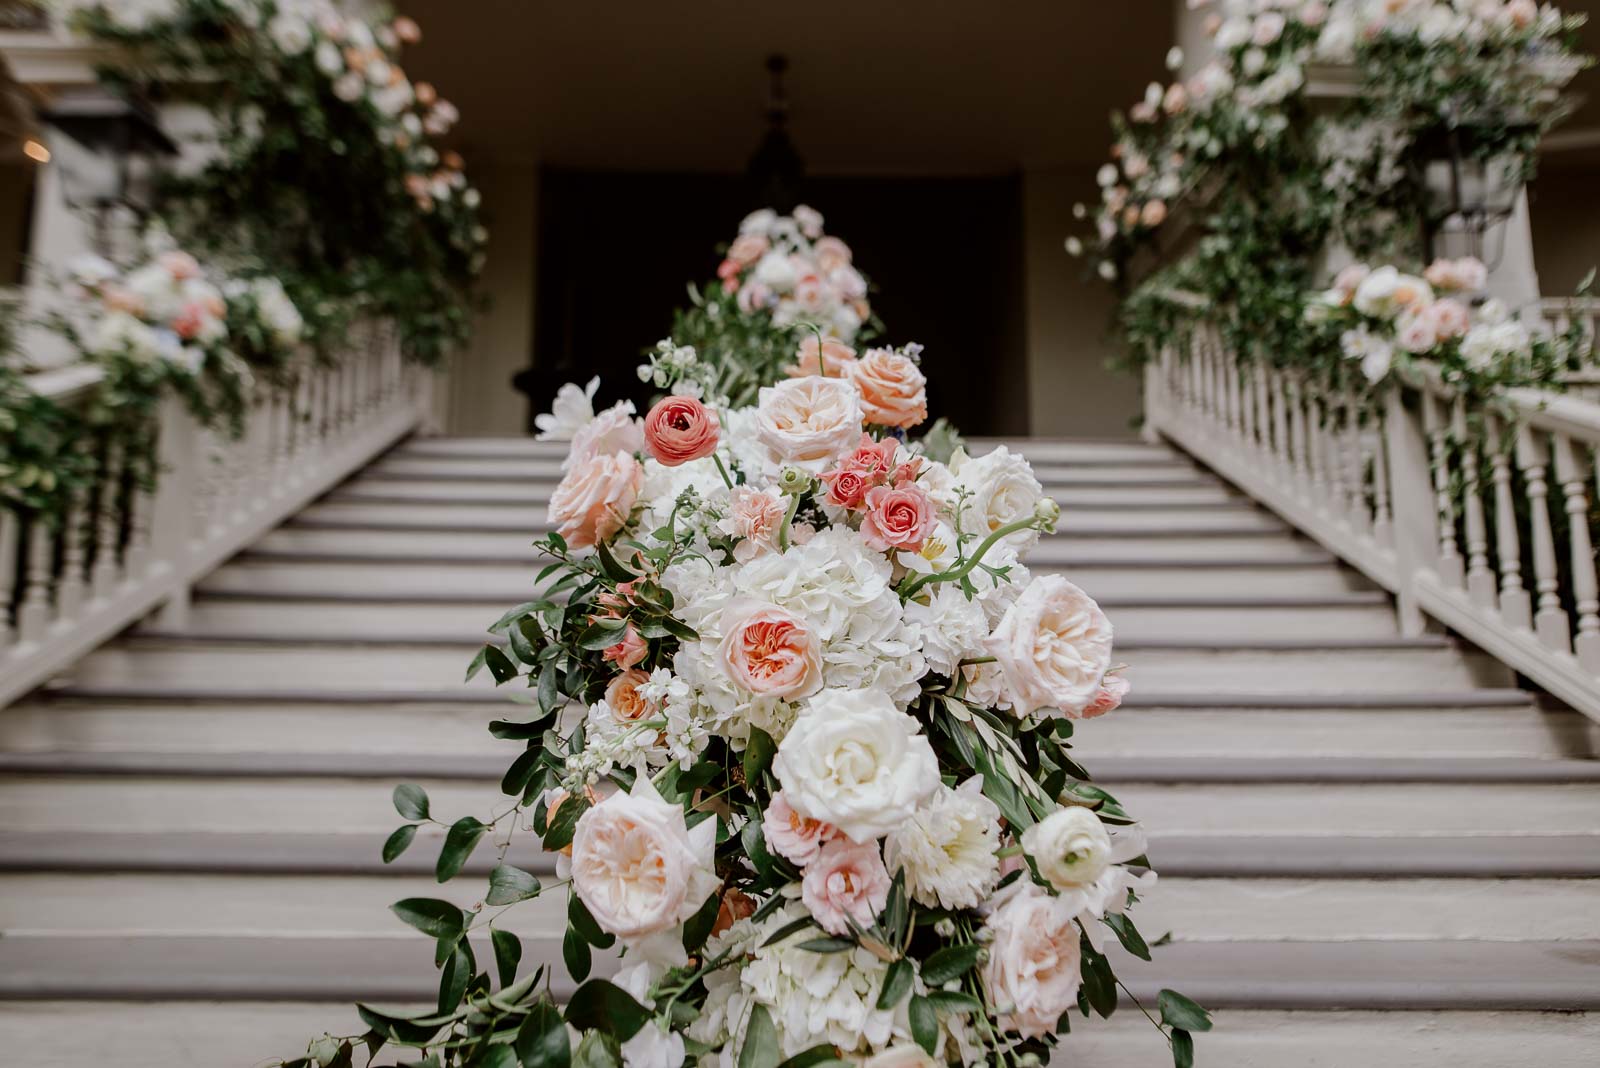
[671,206,880,408]
[1067,0,1588,378]
[278,337,1210,1068]
[72,0,487,364]
[1305,255,1565,389]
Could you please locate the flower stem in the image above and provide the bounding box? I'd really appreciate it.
[899,515,1042,600]
[712,453,735,490]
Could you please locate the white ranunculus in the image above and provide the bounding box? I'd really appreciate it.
[753,251,798,293]
[754,375,862,471]
[569,776,718,954]
[948,445,1045,547]
[773,688,940,842]
[986,575,1113,718]
[884,778,1001,910]
[534,377,600,441]
[268,13,312,54]
[1022,805,1113,890]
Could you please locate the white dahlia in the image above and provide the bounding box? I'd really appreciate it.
[883,778,1002,910]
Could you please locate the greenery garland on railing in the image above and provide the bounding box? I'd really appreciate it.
[1068,0,1590,378]
[1,1,484,519]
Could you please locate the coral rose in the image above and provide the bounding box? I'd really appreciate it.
[643,395,720,467]
[547,450,644,549]
[717,601,823,699]
[604,623,648,670]
[985,575,1114,718]
[850,348,928,428]
[820,465,873,510]
[788,336,858,379]
[860,483,934,553]
[801,838,892,935]
[761,790,838,867]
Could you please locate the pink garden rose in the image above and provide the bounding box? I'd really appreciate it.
[727,233,769,267]
[604,623,648,670]
[762,790,838,867]
[717,601,823,699]
[986,575,1114,718]
[788,336,858,379]
[981,884,1083,1039]
[813,236,852,273]
[850,349,928,429]
[860,483,935,553]
[820,464,874,510]
[566,402,644,470]
[801,838,892,935]
[1396,313,1439,354]
[548,450,644,549]
[1082,674,1129,718]
[643,395,720,467]
[1426,298,1471,339]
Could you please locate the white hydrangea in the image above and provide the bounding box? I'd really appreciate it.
[883,778,1002,910]
[903,583,990,677]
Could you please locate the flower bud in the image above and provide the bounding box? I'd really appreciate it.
[776,466,812,496]
[1033,497,1061,530]
[934,918,956,937]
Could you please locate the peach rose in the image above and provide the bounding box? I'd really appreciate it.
[762,790,839,867]
[1140,200,1168,228]
[720,485,788,562]
[850,349,928,429]
[604,623,648,670]
[1082,674,1129,718]
[605,668,657,722]
[717,601,822,699]
[813,236,852,274]
[755,376,863,471]
[986,575,1114,718]
[548,450,644,549]
[711,888,757,937]
[800,839,892,935]
[981,884,1083,1039]
[727,233,769,267]
[860,483,934,553]
[643,395,720,467]
[788,336,858,379]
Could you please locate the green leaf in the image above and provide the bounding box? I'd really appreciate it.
[477,1047,519,1068]
[438,941,471,1014]
[486,863,541,906]
[1171,1028,1194,1068]
[500,745,542,797]
[517,999,571,1068]
[563,926,591,983]
[595,539,637,583]
[1103,914,1152,962]
[1080,947,1118,1019]
[919,943,981,985]
[876,957,913,1010]
[393,784,430,821]
[760,915,819,948]
[490,927,522,989]
[1158,989,1213,1033]
[483,645,519,684]
[537,661,561,714]
[489,600,542,634]
[465,645,490,682]
[565,979,651,1041]
[682,888,723,954]
[569,893,617,949]
[924,990,982,1014]
[390,898,464,940]
[795,937,855,953]
[742,726,776,788]
[381,824,418,863]
[773,1046,851,1068]
[737,1003,780,1068]
[435,817,487,883]
[571,1031,621,1068]
[908,995,938,1056]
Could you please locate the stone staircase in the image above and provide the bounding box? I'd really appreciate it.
[1,435,1598,1067]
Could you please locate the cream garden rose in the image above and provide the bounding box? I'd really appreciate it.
[755,376,864,471]
[772,688,940,842]
[717,600,824,699]
[949,446,1045,545]
[985,575,1114,717]
[1021,805,1113,891]
[570,776,718,943]
[547,450,644,550]
[981,884,1084,1039]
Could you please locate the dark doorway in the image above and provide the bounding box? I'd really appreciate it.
[530,170,1029,436]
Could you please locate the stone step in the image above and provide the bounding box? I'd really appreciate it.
[196,556,1368,600]
[255,523,1335,565]
[1,775,1591,837]
[177,591,1401,643]
[9,1004,1598,1068]
[292,498,1291,534]
[55,637,1511,696]
[11,695,1579,763]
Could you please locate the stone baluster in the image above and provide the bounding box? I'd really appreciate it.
[16,516,54,640]
[90,442,124,600]
[1453,397,1495,609]
[55,486,89,621]
[1486,415,1532,630]
[0,509,17,648]
[1553,433,1600,671]
[1515,423,1571,654]
[1423,391,1465,589]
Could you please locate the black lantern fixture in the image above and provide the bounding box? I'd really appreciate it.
[38,85,178,249]
[1412,112,1526,262]
[745,54,805,213]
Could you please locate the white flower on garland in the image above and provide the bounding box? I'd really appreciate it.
[883,777,1002,910]
[534,377,600,441]
[948,445,1046,550]
[1340,326,1394,383]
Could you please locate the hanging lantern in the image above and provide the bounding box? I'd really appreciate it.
[38,86,178,221]
[1411,121,1528,260]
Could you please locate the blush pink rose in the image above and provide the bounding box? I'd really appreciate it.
[605,668,658,723]
[717,601,822,699]
[850,349,928,429]
[721,486,788,562]
[548,450,644,549]
[788,336,858,379]
[754,376,863,470]
[793,274,830,314]
[159,250,201,280]
[604,623,647,670]
[860,483,935,553]
[981,884,1083,1039]
[813,236,852,274]
[762,790,838,867]
[801,839,892,935]
[566,402,644,470]
[1426,298,1471,339]
[1082,674,1129,719]
[843,433,900,479]
[643,395,720,467]
[727,233,769,267]
[986,575,1114,718]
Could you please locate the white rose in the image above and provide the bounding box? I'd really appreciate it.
[755,376,863,472]
[981,884,1083,1039]
[772,688,940,842]
[570,776,718,947]
[985,576,1114,718]
[753,251,798,293]
[948,445,1044,546]
[1022,806,1113,890]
